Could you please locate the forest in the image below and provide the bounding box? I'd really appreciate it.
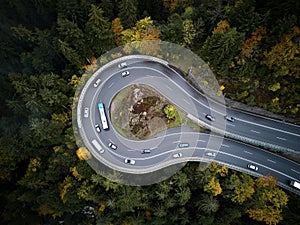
[0,0,299,224]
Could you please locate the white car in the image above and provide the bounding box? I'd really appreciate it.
[108,142,117,150]
[247,164,258,171]
[205,114,215,121]
[95,124,101,133]
[205,152,216,157]
[93,78,101,88]
[225,115,235,122]
[118,62,127,68]
[121,71,130,77]
[124,158,135,165]
[84,107,89,118]
[173,153,182,158]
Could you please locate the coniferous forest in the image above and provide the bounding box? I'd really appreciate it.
[0,0,299,224]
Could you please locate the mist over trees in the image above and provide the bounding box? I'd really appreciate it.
[0,0,299,224]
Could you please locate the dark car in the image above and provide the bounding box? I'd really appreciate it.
[142,149,151,154]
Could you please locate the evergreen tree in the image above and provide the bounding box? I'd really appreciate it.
[118,0,138,29]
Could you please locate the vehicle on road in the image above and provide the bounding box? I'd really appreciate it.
[98,103,109,130]
[178,143,189,148]
[225,115,235,122]
[93,78,101,88]
[118,62,127,68]
[124,158,135,165]
[142,149,151,154]
[205,114,215,121]
[173,153,182,158]
[121,71,130,77]
[247,164,258,171]
[108,142,117,150]
[84,107,89,118]
[95,124,101,133]
[290,180,300,190]
[205,152,216,157]
[92,139,104,154]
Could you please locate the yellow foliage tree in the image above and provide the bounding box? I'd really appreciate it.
[121,17,160,43]
[112,17,124,46]
[163,0,179,11]
[212,20,230,35]
[263,26,300,77]
[76,147,92,160]
[204,177,222,196]
[241,26,266,58]
[247,175,288,225]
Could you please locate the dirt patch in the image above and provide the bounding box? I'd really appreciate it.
[110,84,202,140]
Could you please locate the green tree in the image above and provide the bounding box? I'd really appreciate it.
[118,0,138,29]
[196,194,219,214]
[85,4,115,56]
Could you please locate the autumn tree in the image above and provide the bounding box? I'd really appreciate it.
[163,105,176,120]
[112,18,124,46]
[247,176,288,225]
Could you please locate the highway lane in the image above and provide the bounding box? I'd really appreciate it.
[129,60,300,152]
[77,55,300,193]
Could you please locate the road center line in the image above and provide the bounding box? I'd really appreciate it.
[238,118,300,138]
[108,82,114,88]
[267,159,276,163]
[226,123,235,127]
[166,85,172,90]
[183,98,191,105]
[250,130,260,134]
[276,136,287,141]
[244,150,253,155]
[291,169,300,174]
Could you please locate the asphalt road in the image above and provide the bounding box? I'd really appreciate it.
[77,55,300,194]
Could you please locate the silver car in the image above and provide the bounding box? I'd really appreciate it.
[118,62,127,68]
[173,153,182,158]
[205,152,216,157]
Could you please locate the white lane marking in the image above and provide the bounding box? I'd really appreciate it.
[244,150,253,155]
[276,136,287,141]
[198,140,206,143]
[267,159,276,164]
[221,144,229,148]
[250,130,260,134]
[291,169,300,174]
[166,85,172,90]
[238,118,300,138]
[226,123,235,127]
[108,82,114,88]
[183,98,191,105]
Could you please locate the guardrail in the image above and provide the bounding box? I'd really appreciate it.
[187,114,300,156]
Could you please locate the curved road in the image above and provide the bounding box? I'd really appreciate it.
[77,55,300,194]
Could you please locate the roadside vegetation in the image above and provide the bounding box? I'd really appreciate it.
[0,0,299,224]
